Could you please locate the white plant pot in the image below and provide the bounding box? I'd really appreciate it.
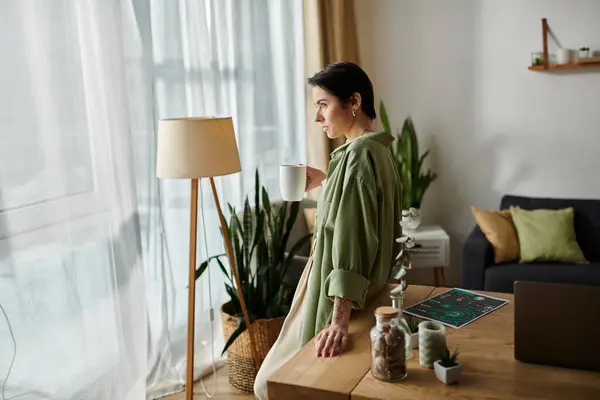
[556,48,571,64]
[579,50,590,59]
[410,332,419,349]
[434,361,462,384]
[401,208,422,231]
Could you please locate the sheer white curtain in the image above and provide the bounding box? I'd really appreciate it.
[0,0,304,398]
[141,0,305,398]
[0,1,146,399]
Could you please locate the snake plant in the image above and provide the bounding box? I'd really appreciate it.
[195,168,312,355]
[380,101,438,209]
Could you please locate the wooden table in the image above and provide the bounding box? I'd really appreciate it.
[267,285,600,399]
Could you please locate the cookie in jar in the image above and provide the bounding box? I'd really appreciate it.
[370,306,409,382]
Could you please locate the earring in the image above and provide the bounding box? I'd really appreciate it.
[352,109,356,117]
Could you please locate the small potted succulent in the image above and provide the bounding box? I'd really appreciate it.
[434,346,462,384]
[406,314,420,349]
[579,47,590,59]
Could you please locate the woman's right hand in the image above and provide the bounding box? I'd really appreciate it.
[305,166,326,192]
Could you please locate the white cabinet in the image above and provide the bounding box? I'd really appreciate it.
[406,225,450,286]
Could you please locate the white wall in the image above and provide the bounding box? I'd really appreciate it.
[355,0,600,286]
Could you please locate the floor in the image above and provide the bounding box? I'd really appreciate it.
[162,365,255,399]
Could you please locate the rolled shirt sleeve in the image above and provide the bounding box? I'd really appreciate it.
[323,176,379,309]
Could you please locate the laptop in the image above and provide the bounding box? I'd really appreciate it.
[514,281,600,371]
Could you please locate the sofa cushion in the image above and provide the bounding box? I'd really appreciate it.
[471,206,519,263]
[510,206,588,264]
[484,262,600,293]
[500,195,600,262]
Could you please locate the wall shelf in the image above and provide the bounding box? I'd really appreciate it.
[529,18,599,72]
[529,61,600,71]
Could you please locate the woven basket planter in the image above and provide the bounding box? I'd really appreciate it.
[220,303,285,393]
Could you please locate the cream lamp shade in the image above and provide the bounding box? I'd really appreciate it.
[156,117,241,179]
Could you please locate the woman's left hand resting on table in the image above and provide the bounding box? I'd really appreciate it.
[315,297,352,357]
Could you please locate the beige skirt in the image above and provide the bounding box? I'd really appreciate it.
[253,252,315,399]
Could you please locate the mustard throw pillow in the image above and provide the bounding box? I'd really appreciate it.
[509,206,588,264]
[471,206,520,263]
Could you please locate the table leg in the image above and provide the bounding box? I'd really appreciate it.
[434,267,445,287]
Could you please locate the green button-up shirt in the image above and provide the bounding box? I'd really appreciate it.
[300,131,403,345]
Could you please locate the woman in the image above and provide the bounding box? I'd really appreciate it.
[254,62,402,399]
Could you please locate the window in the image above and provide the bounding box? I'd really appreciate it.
[148,0,306,209]
[0,1,110,243]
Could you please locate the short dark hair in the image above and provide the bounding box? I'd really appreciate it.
[307,61,377,120]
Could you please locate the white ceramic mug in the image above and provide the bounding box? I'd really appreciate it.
[280,164,306,202]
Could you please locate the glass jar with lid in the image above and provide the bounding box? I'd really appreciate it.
[370,306,409,382]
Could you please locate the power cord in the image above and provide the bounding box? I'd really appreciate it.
[198,179,217,398]
[1,301,52,400]
[0,301,16,400]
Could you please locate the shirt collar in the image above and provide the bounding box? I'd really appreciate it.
[330,131,395,158]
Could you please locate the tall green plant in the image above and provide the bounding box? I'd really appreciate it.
[195,169,312,355]
[380,101,438,209]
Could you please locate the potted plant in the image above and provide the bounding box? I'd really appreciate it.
[196,169,312,393]
[531,51,543,66]
[406,314,420,349]
[434,346,462,384]
[579,47,590,59]
[380,101,438,230]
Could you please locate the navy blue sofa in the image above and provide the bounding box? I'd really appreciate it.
[461,195,600,293]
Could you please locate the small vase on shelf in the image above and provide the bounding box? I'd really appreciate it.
[556,48,571,64]
[530,51,543,66]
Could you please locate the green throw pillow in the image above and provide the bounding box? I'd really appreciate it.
[510,206,588,264]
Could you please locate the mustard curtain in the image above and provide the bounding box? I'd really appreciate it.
[303,0,360,199]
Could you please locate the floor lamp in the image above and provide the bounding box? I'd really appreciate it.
[156,117,261,400]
